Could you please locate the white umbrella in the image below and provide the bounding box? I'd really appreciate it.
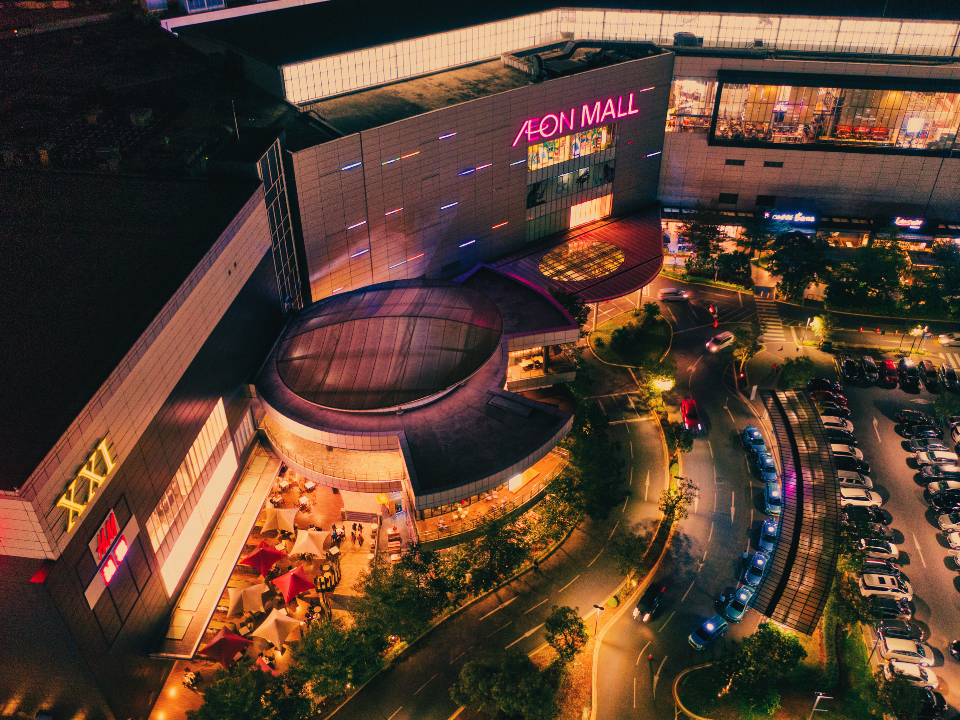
[227,583,269,617]
[252,608,302,649]
[290,529,328,557]
[262,508,299,533]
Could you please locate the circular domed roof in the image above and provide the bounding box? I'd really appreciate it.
[274,281,503,412]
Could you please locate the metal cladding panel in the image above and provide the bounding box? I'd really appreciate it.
[756,390,839,635]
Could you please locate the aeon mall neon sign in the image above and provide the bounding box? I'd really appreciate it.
[512,92,644,147]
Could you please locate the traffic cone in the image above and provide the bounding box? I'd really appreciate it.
[859,327,863,332]
[876,328,881,334]
[779,345,783,351]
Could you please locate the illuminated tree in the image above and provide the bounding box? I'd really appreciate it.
[544,605,588,663]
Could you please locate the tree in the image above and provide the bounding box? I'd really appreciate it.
[875,666,922,720]
[934,390,960,424]
[549,287,589,335]
[780,356,815,389]
[467,518,531,592]
[450,651,558,720]
[827,233,908,310]
[609,524,655,574]
[663,421,695,455]
[733,319,762,374]
[544,605,588,663]
[831,574,882,626]
[659,478,698,522]
[289,616,384,701]
[767,232,831,301]
[640,301,661,326]
[681,204,725,270]
[740,215,790,259]
[811,312,835,342]
[186,657,311,720]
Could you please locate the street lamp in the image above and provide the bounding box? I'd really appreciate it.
[807,692,832,720]
[593,604,605,635]
[653,379,674,392]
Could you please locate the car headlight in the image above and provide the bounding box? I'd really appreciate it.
[642,613,651,621]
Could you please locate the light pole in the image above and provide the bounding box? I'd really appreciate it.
[593,604,605,635]
[807,692,832,720]
[799,317,812,346]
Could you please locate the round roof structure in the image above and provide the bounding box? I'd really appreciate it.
[274,281,503,412]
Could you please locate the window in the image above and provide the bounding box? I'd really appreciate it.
[666,77,717,133]
[725,159,745,166]
[757,195,777,206]
[763,161,784,168]
[718,193,739,205]
[527,125,617,171]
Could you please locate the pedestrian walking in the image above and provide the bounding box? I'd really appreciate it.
[352,522,357,532]
[533,558,540,573]
[351,531,356,543]
[358,534,364,547]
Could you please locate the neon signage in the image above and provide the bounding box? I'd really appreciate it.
[894,217,924,230]
[512,93,640,147]
[764,211,816,224]
[88,509,130,585]
[100,536,129,585]
[56,439,117,532]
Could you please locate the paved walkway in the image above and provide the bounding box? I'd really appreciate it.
[755,296,786,346]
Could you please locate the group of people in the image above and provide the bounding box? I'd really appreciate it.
[330,522,366,547]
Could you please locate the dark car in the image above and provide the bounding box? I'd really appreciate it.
[872,596,912,620]
[880,360,899,386]
[939,365,959,392]
[826,428,859,446]
[842,505,889,525]
[841,355,859,382]
[836,455,871,475]
[945,415,960,430]
[899,357,922,389]
[929,489,960,513]
[817,402,851,418]
[861,356,880,383]
[635,583,666,622]
[810,390,847,406]
[808,378,843,393]
[900,410,936,427]
[917,688,947,718]
[908,426,942,442]
[920,464,960,481]
[862,559,901,578]
[921,360,939,391]
[878,619,924,642]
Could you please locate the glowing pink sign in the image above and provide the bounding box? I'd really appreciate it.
[512,93,641,147]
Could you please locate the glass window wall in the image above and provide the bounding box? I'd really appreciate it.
[666,77,717,133]
[527,124,617,171]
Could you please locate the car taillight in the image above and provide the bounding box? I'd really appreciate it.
[642,613,651,621]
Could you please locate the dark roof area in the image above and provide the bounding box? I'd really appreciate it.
[459,266,574,335]
[275,281,503,411]
[0,171,259,492]
[178,0,960,68]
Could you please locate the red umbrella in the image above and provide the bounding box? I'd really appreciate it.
[198,628,252,669]
[255,656,278,676]
[272,565,316,604]
[239,540,287,577]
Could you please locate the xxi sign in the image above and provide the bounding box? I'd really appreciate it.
[56,439,117,532]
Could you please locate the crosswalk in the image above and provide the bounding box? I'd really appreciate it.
[755,297,786,344]
[936,352,960,368]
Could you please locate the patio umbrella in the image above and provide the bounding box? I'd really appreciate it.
[262,508,299,534]
[252,608,301,649]
[226,583,269,617]
[239,540,287,577]
[272,565,316,604]
[290,529,328,557]
[198,628,252,669]
[255,656,278,676]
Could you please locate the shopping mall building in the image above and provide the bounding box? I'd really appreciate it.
[2,3,960,719]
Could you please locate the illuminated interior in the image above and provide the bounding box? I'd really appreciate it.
[527,124,617,171]
[570,194,613,228]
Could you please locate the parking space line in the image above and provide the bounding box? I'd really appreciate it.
[387,708,402,720]
[413,674,438,696]
[681,580,695,601]
[707,440,713,458]
[558,575,580,593]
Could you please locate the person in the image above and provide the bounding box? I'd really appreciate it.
[358,534,364,547]
[351,531,356,543]
[352,522,357,532]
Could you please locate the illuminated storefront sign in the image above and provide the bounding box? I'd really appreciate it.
[894,217,924,230]
[100,536,129,585]
[56,438,117,532]
[764,210,817,224]
[512,93,641,146]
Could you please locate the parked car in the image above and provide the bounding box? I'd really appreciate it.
[921,360,939,391]
[878,619,924,642]
[942,364,960,392]
[832,444,864,461]
[706,331,735,352]
[758,518,779,553]
[873,596,913,620]
[841,487,882,508]
[842,506,888,526]
[937,512,960,532]
[810,390,847,406]
[743,551,770,588]
[808,378,843,393]
[862,558,901,578]
[757,453,779,483]
[681,398,701,434]
[899,358,922,389]
[900,410,937,428]
[944,415,960,430]
[724,585,756,623]
[910,437,949,453]
[765,483,783,516]
[859,573,913,600]
[917,688,947,719]
[880,360,899,385]
[840,355,859,382]
[742,426,766,454]
[817,402,851,418]
[929,489,960,513]
[658,288,689,301]
[945,532,960,550]
[635,583,666,622]
[916,450,960,467]
[859,538,899,560]
[822,416,854,432]
[826,427,859,446]
[688,614,729,650]
[927,480,960,495]
[883,661,939,690]
[861,356,880,383]
[939,332,960,347]
[879,637,935,666]
[836,456,872,475]
[838,471,873,489]
[921,464,960,480]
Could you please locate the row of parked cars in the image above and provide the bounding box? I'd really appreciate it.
[837,353,959,393]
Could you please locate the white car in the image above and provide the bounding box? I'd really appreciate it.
[838,472,873,489]
[884,660,939,690]
[938,512,960,532]
[916,450,960,467]
[859,538,898,560]
[831,444,864,461]
[840,487,882,508]
[940,332,960,347]
[928,480,960,495]
[879,637,935,666]
[706,331,735,352]
[658,288,689,301]
[946,532,960,550]
[822,416,854,433]
[859,573,913,601]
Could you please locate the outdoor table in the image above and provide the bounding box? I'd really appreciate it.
[304,481,316,492]
[278,480,290,491]
[322,564,331,573]
[327,546,340,556]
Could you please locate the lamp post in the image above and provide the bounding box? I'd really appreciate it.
[593,604,605,635]
[807,692,832,720]
[799,317,812,346]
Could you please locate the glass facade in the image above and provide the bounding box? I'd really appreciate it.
[527,124,617,171]
[666,77,717,134]
[711,79,960,152]
[526,159,616,209]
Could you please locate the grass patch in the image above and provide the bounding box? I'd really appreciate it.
[836,628,880,720]
[590,315,670,366]
[659,268,752,293]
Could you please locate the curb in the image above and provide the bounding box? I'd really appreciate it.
[774,298,960,326]
[673,664,715,720]
[659,269,752,295]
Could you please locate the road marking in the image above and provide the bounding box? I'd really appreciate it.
[707,440,713,458]
[558,575,580,593]
[707,521,714,544]
[447,708,465,720]
[681,579,695,602]
[695,495,700,514]
[387,708,402,720]
[479,596,517,620]
[413,675,438,696]
[608,520,620,540]
[596,399,607,416]
[634,677,637,709]
[588,549,604,567]
[912,532,927,568]
[873,416,882,443]
[452,646,474,661]
[731,492,735,523]
[711,493,715,512]
[713,466,717,484]
[739,292,743,307]
[487,622,512,637]
[653,655,668,698]
[644,471,649,501]
[750,508,754,525]
[658,610,675,634]
[630,441,634,458]
[524,599,548,615]
[636,640,651,665]
[726,406,736,424]
[505,623,544,649]
[630,467,634,486]
[528,642,548,657]
[702,548,708,562]
[623,496,629,513]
